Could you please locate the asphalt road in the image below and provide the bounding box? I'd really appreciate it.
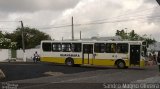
[0,62,159,89]
[0,62,105,82]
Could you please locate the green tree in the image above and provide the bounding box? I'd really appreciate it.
[5,27,51,49]
[115,29,156,45]
[0,31,17,49]
[0,31,4,38]
[115,29,128,40]
[128,30,141,41]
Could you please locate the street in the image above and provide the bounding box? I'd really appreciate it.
[0,62,102,82]
[0,62,159,89]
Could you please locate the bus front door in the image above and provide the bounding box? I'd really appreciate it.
[82,44,93,65]
[130,45,141,65]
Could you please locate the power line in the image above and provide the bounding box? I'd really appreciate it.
[74,15,160,26]
[0,6,159,30]
[0,21,19,22]
[1,14,159,30]
[0,21,21,29]
[17,6,158,30]
[31,15,160,30]
[0,5,158,30]
[22,7,158,30]
[0,28,17,29]
[37,25,72,29]
[76,6,158,23]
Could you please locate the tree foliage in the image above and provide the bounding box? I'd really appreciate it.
[0,31,4,38]
[3,27,51,49]
[0,31,17,49]
[115,28,156,45]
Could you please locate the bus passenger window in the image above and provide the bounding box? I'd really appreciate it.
[62,43,71,52]
[72,43,81,52]
[94,43,105,53]
[106,43,116,53]
[52,43,61,52]
[42,42,52,52]
[117,43,128,53]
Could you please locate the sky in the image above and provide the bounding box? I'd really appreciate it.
[0,0,160,41]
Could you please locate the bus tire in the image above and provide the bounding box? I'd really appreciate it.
[116,60,126,69]
[74,64,81,67]
[65,58,74,67]
[125,66,128,69]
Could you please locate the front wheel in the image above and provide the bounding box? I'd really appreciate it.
[65,58,74,67]
[117,61,126,69]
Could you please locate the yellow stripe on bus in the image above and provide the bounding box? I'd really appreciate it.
[40,57,144,67]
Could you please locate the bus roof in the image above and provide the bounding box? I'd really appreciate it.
[41,40,144,44]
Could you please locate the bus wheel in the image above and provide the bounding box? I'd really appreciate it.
[74,64,81,67]
[117,60,126,69]
[65,58,74,67]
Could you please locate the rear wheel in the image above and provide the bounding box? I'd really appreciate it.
[117,60,126,69]
[74,64,81,67]
[125,66,128,69]
[65,58,74,67]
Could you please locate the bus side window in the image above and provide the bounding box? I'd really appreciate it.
[52,43,61,52]
[62,43,71,52]
[72,43,81,52]
[117,43,128,53]
[106,43,116,53]
[94,43,105,53]
[42,42,52,52]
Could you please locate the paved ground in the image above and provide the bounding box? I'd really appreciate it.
[0,62,105,82]
[0,62,160,89]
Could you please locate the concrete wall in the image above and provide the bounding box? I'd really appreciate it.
[0,49,11,61]
[0,48,40,61]
[17,49,40,60]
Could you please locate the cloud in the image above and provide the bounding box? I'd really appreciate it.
[0,0,80,33]
[0,0,160,41]
[47,0,160,41]
[50,0,124,39]
[0,12,8,20]
[0,0,80,12]
[144,0,158,4]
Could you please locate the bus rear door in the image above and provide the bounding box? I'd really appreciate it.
[130,45,141,65]
[82,44,93,65]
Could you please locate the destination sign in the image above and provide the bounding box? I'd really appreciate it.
[60,54,80,57]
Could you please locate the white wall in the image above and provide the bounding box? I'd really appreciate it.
[17,49,40,59]
[0,49,11,61]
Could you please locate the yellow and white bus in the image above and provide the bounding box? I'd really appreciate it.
[40,40,146,68]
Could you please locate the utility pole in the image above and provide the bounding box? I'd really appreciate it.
[20,21,26,62]
[72,16,74,41]
[80,31,81,40]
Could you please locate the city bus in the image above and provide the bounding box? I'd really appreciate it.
[40,40,146,68]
